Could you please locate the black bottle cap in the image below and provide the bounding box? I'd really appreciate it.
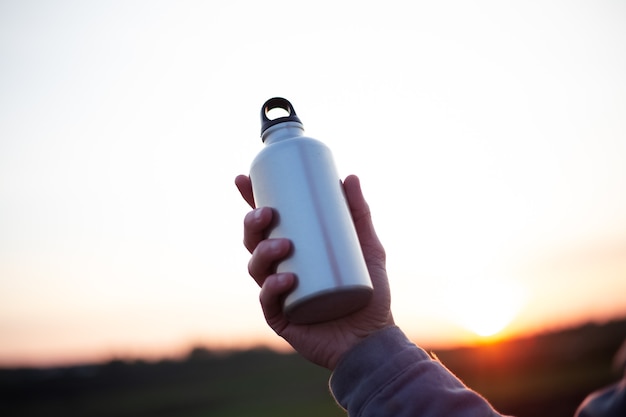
[260,97,303,137]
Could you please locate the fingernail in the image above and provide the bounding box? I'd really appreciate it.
[253,208,264,222]
[269,239,283,253]
[276,273,287,285]
[276,273,292,287]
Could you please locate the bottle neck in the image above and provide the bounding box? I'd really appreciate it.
[261,122,305,145]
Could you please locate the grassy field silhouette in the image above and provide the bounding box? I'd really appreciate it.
[2,318,625,417]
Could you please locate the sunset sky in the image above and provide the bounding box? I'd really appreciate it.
[1,0,626,367]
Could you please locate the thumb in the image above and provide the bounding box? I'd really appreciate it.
[343,175,386,262]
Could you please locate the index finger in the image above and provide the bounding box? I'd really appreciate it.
[243,207,274,253]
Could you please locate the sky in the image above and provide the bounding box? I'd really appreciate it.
[1,0,626,367]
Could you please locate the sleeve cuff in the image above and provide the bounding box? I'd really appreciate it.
[329,326,503,416]
[330,326,432,410]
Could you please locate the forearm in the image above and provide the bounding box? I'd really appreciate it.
[330,326,505,417]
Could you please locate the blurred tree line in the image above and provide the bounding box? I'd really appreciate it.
[1,318,625,417]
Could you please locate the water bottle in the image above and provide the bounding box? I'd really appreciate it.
[249,97,373,324]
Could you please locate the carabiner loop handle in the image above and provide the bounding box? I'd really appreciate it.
[260,97,302,135]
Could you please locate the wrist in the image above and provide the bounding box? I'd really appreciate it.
[327,318,396,370]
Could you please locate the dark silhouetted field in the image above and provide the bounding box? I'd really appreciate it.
[1,318,625,417]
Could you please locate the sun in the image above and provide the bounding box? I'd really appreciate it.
[445,277,526,339]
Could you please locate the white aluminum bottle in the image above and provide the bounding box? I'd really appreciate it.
[249,97,373,324]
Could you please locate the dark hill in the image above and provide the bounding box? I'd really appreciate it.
[1,318,625,417]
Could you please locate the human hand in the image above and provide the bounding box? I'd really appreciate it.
[235,174,394,370]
